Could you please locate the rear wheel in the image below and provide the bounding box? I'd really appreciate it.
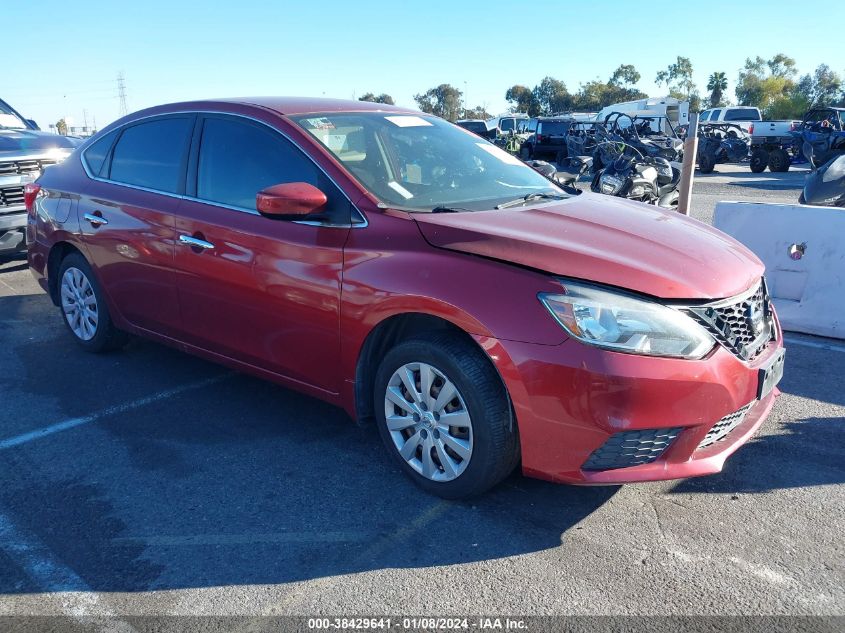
[698,152,716,174]
[374,331,519,499]
[750,149,768,173]
[58,253,128,353]
[768,148,791,172]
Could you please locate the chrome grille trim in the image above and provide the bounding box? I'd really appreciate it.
[683,278,775,361]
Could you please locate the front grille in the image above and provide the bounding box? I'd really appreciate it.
[582,427,682,471]
[698,403,754,449]
[0,158,57,176]
[684,279,775,361]
[0,186,25,209]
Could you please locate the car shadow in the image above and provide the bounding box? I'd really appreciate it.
[0,293,618,594]
[0,253,28,274]
[668,415,844,495]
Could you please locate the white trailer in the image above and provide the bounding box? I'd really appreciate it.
[595,96,689,129]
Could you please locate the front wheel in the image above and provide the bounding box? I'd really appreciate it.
[698,152,716,174]
[374,332,519,499]
[58,253,128,353]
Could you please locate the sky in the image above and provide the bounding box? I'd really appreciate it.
[5,0,845,131]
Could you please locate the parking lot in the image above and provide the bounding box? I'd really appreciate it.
[0,165,843,618]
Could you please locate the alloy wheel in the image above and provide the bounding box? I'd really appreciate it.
[383,362,473,482]
[60,267,98,341]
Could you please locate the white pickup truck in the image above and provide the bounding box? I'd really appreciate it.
[698,106,799,172]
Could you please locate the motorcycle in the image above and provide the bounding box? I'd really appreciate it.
[799,154,845,207]
[589,141,681,209]
[524,159,584,195]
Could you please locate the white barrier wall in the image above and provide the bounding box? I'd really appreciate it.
[713,201,845,339]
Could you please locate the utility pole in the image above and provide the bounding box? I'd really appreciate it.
[117,72,128,117]
[677,112,699,216]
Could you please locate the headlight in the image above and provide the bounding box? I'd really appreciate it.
[539,281,715,359]
[599,174,623,194]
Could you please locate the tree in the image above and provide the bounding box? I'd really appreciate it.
[797,64,843,107]
[735,54,802,118]
[413,84,463,121]
[462,105,492,120]
[707,71,728,107]
[56,118,67,135]
[655,56,701,111]
[531,76,571,115]
[609,64,641,87]
[505,85,537,115]
[359,92,395,105]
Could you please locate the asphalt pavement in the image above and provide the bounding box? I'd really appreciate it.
[0,165,842,622]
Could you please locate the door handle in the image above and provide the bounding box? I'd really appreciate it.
[83,212,108,227]
[178,234,215,250]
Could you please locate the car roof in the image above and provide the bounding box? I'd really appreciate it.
[124,97,419,120]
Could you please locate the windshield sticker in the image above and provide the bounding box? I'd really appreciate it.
[476,143,523,166]
[301,117,335,130]
[388,181,414,199]
[405,164,422,184]
[385,116,433,128]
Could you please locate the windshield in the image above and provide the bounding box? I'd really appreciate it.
[0,101,28,130]
[293,112,565,211]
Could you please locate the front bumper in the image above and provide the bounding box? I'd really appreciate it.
[478,329,784,485]
[0,209,26,254]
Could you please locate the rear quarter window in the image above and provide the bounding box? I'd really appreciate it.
[82,130,119,177]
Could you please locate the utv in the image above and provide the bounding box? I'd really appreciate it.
[791,107,845,168]
[697,123,750,173]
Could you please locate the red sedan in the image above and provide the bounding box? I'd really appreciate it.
[26,98,785,498]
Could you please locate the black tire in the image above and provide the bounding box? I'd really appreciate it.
[698,152,716,174]
[57,253,128,353]
[750,149,768,173]
[554,149,567,167]
[768,148,790,172]
[799,191,806,205]
[519,145,531,160]
[373,331,519,499]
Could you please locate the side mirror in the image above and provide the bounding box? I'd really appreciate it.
[256,182,327,219]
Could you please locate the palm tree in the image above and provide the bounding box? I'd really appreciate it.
[707,72,728,107]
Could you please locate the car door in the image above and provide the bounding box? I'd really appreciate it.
[172,113,352,393]
[78,115,193,337]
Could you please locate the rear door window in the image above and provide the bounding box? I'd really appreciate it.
[195,115,350,223]
[108,117,194,193]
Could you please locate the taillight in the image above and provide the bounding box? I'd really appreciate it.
[24,183,41,215]
[748,123,754,134]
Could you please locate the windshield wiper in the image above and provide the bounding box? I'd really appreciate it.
[431,206,471,213]
[495,192,568,209]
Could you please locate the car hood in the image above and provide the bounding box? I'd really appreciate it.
[412,193,763,300]
[0,128,81,155]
